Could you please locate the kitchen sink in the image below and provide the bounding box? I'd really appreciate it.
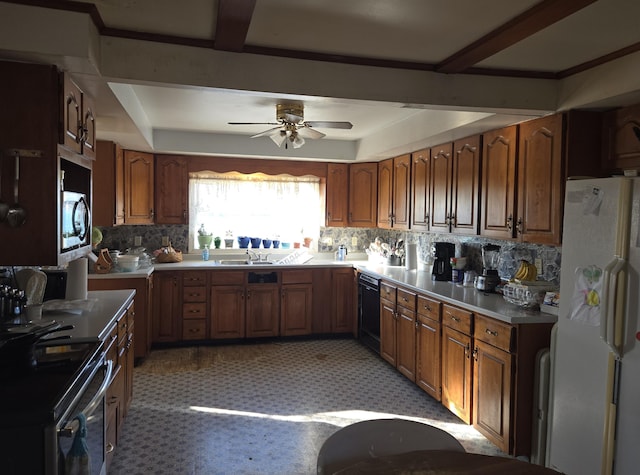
[218,259,274,265]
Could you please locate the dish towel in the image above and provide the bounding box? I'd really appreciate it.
[65,413,91,475]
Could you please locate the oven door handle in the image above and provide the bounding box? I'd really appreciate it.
[59,359,113,438]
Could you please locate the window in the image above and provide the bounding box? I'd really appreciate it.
[188,171,323,251]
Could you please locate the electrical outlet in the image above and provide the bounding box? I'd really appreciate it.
[535,258,543,276]
[134,236,142,246]
[162,236,169,246]
[351,236,358,247]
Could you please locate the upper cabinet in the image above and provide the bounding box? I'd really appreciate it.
[155,155,188,224]
[62,74,96,160]
[377,154,410,230]
[325,163,349,227]
[481,112,602,245]
[429,143,453,233]
[348,162,378,227]
[451,136,481,235]
[124,150,155,225]
[410,148,430,231]
[602,102,640,173]
[0,60,93,266]
[94,140,125,227]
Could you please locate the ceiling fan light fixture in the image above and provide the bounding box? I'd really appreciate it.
[291,132,305,149]
[269,130,287,147]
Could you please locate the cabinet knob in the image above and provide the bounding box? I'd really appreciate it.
[516,217,523,234]
[485,328,498,337]
[506,214,513,231]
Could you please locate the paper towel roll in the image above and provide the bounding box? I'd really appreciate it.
[66,257,88,300]
[405,243,418,271]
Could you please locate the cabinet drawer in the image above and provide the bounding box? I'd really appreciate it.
[183,302,207,319]
[397,287,416,311]
[380,282,397,302]
[281,269,313,284]
[183,271,207,286]
[417,294,441,320]
[442,304,473,335]
[183,286,206,302]
[210,271,245,285]
[183,319,206,340]
[474,314,514,353]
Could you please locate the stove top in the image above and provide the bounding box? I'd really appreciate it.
[0,340,103,426]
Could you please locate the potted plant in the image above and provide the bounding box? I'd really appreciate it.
[197,224,213,249]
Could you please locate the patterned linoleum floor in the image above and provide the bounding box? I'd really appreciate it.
[108,339,505,475]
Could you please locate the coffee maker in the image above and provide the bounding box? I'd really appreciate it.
[475,243,501,292]
[431,242,455,281]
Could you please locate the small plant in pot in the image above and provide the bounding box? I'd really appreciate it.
[197,224,213,249]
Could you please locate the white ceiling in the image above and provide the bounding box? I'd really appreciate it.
[2,0,640,162]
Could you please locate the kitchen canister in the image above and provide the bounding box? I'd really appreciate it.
[405,243,418,271]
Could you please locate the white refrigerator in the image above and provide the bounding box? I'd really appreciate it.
[546,177,640,475]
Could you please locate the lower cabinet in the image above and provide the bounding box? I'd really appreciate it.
[210,271,246,339]
[181,271,208,340]
[281,270,313,336]
[246,283,280,338]
[331,268,356,334]
[152,271,181,342]
[416,295,442,401]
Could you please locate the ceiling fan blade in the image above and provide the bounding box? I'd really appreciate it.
[298,126,325,140]
[251,126,284,138]
[228,122,280,126]
[305,121,353,130]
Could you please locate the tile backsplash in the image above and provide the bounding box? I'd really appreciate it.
[97,224,561,284]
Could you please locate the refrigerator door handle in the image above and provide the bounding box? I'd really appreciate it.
[600,256,626,356]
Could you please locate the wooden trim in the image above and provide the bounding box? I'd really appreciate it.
[215,0,256,52]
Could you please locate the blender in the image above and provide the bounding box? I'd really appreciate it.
[475,244,501,292]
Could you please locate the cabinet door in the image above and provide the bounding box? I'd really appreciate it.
[211,285,245,339]
[392,154,411,229]
[124,150,155,224]
[155,155,188,224]
[62,74,82,154]
[115,145,125,225]
[246,285,280,338]
[396,306,416,382]
[430,143,453,232]
[348,162,378,227]
[152,273,181,343]
[332,268,355,334]
[417,315,441,401]
[451,136,481,235]
[411,148,431,230]
[481,125,518,239]
[281,284,313,336]
[326,163,349,227]
[93,140,125,226]
[441,325,472,424]
[473,339,513,453]
[602,102,640,172]
[377,158,393,229]
[380,298,397,366]
[81,92,96,160]
[517,115,563,245]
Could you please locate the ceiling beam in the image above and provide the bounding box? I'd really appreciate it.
[436,0,598,74]
[214,0,256,52]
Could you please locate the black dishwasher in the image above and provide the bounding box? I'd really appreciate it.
[358,272,380,354]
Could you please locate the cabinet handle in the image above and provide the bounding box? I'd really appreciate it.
[349,212,353,222]
[506,214,513,231]
[425,212,430,225]
[472,348,478,361]
[246,290,251,300]
[150,209,155,219]
[517,217,523,234]
[183,209,187,219]
[415,321,419,329]
[465,344,471,359]
[485,328,498,337]
[189,309,200,313]
[446,312,460,322]
[106,443,115,454]
[402,297,408,302]
[424,305,431,312]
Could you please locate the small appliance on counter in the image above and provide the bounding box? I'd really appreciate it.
[431,242,455,281]
[475,244,501,292]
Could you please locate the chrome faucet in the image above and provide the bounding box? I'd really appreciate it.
[246,250,270,262]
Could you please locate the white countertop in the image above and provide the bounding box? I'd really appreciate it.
[354,263,558,325]
[39,289,136,341]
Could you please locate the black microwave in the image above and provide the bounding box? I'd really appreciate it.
[61,190,90,251]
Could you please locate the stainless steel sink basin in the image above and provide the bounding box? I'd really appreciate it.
[218,260,275,265]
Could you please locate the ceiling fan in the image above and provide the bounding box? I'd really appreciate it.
[228,103,353,149]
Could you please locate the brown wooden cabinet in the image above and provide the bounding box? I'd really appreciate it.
[326,163,349,227]
[411,148,431,231]
[281,270,313,336]
[429,143,454,232]
[377,155,410,229]
[124,150,155,224]
[246,283,280,338]
[441,304,473,424]
[210,271,246,339]
[602,102,640,172]
[480,125,518,240]
[380,281,397,366]
[62,73,96,160]
[155,155,188,224]
[152,271,181,342]
[182,271,208,340]
[451,136,481,235]
[416,294,442,401]
[93,140,125,226]
[348,162,378,227]
[331,267,356,334]
[88,273,153,359]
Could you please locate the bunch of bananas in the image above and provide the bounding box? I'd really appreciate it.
[513,260,538,281]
